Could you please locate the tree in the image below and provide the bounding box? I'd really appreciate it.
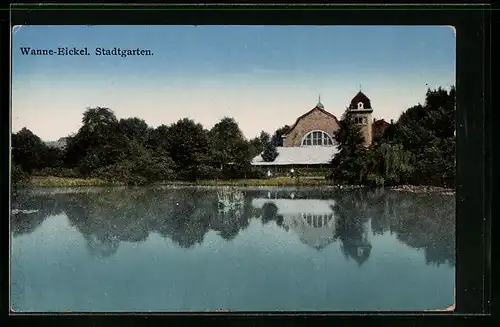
[370,143,414,186]
[118,117,150,145]
[330,117,368,184]
[208,117,251,177]
[271,125,290,147]
[249,130,271,158]
[261,141,278,162]
[394,86,456,186]
[12,128,47,173]
[164,118,211,181]
[65,107,128,176]
[146,124,170,150]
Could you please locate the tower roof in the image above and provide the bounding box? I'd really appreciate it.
[349,91,372,110]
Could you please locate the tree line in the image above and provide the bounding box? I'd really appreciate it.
[11,86,455,188]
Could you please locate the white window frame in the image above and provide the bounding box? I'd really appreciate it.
[300,130,334,147]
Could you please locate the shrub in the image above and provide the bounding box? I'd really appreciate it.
[11,164,28,185]
[261,142,278,162]
[365,173,385,187]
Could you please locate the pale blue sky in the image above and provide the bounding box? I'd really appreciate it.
[12,25,456,141]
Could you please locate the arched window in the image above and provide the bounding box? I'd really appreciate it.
[358,102,364,109]
[301,130,334,146]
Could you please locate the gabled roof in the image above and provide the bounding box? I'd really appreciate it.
[283,105,340,137]
[349,91,372,110]
[373,119,390,127]
[251,146,339,166]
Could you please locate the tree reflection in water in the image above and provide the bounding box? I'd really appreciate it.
[11,187,455,266]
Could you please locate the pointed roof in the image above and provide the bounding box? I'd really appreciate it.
[282,100,340,137]
[349,91,372,110]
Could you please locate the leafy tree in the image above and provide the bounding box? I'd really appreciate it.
[146,124,170,150]
[12,128,47,173]
[65,107,128,176]
[164,118,211,181]
[249,130,271,157]
[208,117,251,178]
[118,117,150,145]
[330,117,368,184]
[261,141,278,162]
[271,125,290,147]
[97,140,176,185]
[370,143,414,186]
[395,86,455,186]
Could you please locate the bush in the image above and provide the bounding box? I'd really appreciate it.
[11,164,28,185]
[32,167,80,178]
[196,164,222,180]
[365,173,385,187]
[246,168,266,179]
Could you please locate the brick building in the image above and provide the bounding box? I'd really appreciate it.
[251,91,390,169]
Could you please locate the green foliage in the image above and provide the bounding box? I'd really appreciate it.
[208,117,252,179]
[12,128,47,173]
[370,143,414,186]
[261,141,278,162]
[271,125,290,147]
[365,173,385,187]
[331,86,455,188]
[11,164,28,186]
[248,131,271,158]
[96,140,176,185]
[118,117,151,145]
[331,117,368,184]
[164,118,211,181]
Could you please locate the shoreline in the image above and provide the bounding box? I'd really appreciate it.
[13,176,455,195]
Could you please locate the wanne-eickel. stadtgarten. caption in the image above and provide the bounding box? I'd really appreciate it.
[19,47,154,58]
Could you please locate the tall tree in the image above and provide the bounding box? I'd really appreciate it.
[396,86,456,186]
[65,107,127,176]
[331,117,368,184]
[12,128,47,173]
[208,117,252,178]
[248,130,271,158]
[165,118,211,181]
[147,124,170,150]
[118,117,150,145]
[271,125,290,147]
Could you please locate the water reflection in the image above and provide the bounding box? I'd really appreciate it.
[11,187,455,267]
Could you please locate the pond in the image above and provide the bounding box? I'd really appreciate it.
[10,186,455,312]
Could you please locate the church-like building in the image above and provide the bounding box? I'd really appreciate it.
[251,91,390,169]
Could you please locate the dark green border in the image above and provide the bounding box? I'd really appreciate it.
[4,3,493,326]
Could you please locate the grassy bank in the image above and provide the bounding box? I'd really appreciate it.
[194,176,330,187]
[16,175,329,188]
[14,176,455,194]
[18,176,124,188]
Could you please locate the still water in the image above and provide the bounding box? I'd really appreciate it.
[11,186,455,312]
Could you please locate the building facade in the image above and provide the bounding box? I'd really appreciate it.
[282,100,340,148]
[251,91,390,168]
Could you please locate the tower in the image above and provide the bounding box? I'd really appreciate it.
[346,90,374,147]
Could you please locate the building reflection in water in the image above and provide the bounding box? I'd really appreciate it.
[252,191,373,265]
